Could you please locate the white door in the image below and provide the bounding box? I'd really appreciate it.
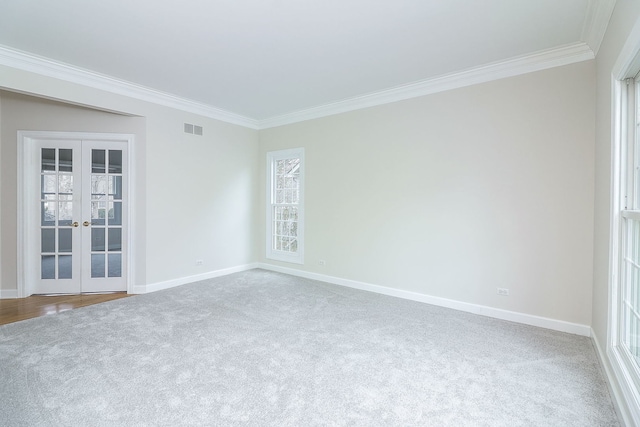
[29,137,128,294]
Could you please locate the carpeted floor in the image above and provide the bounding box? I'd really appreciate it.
[0,269,619,426]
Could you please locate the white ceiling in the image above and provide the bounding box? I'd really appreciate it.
[0,0,615,127]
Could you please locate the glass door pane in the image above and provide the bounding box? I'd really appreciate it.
[81,141,127,293]
[89,149,123,279]
[36,142,82,294]
[40,147,74,280]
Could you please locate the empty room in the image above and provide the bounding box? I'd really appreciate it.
[1,0,640,425]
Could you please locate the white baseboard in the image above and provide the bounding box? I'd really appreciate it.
[136,263,258,294]
[0,289,19,299]
[138,262,591,336]
[591,330,633,427]
[256,263,592,337]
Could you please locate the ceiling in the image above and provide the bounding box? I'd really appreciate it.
[0,0,615,128]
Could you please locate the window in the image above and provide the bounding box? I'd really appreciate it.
[266,148,304,264]
[611,73,640,423]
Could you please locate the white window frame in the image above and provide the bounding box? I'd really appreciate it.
[266,148,304,264]
[609,25,640,425]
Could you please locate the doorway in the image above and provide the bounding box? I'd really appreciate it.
[18,132,133,296]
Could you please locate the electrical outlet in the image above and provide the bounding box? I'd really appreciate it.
[195,259,203,266]
[497,288,509,296]
[318,260,326,266]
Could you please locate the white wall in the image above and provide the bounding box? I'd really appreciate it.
[0,70,259,293]
[259,61,596,326]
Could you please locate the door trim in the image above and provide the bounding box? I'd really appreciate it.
[18,131,136,297]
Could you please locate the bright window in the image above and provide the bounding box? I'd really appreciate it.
[611,74,640,423]
[266,148,304,264]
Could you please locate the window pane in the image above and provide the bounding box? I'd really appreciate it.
[41,175,56,198]
[41,202,56,226]
[91,254,105,278]
[59,149,72,172]
[91,175,108,197]
[58,202,73,226]
[624,219,640,363]
[92,228,105,251]
[108,202,122,225]
[41,229,55,253]
[109,176,122,200]
[108,254,122,277]
[91,202,106,225]
[92,150,106,173]
[41,255,55,279]
[41,148,55,172]
[109,150,122,173]
[58,174,73,195]
[108,228,122,251]
[58,228,72,253]
[627,220,640,260]
[58,255,72,279]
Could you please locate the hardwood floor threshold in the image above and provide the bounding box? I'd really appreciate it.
[0,292,132,326]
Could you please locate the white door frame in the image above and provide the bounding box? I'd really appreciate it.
[17,131,136,297]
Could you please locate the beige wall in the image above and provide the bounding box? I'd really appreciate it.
[142,105,259,284]
[260,61,596,326]
[0,79,259,292]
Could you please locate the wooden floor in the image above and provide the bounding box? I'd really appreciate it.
[0,293,132,326]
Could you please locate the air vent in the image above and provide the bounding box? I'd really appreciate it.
[184,123,203,136]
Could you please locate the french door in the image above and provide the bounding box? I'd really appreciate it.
[25,135,129,294]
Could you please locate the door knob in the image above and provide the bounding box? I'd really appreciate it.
[83,221,93,227]
[71,221,79,227]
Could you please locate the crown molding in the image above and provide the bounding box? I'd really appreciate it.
[581,0,617,56]
[0,45,260,129]
[257,42,595,129]
[0,42,595,131]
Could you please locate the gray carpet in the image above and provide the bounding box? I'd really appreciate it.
[0,269,619,426]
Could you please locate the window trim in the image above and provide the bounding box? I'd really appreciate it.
[609,43,640,425]
[266,148,304,264]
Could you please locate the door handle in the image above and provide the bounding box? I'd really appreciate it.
[71,221,79,227]
[83,221,93,227]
